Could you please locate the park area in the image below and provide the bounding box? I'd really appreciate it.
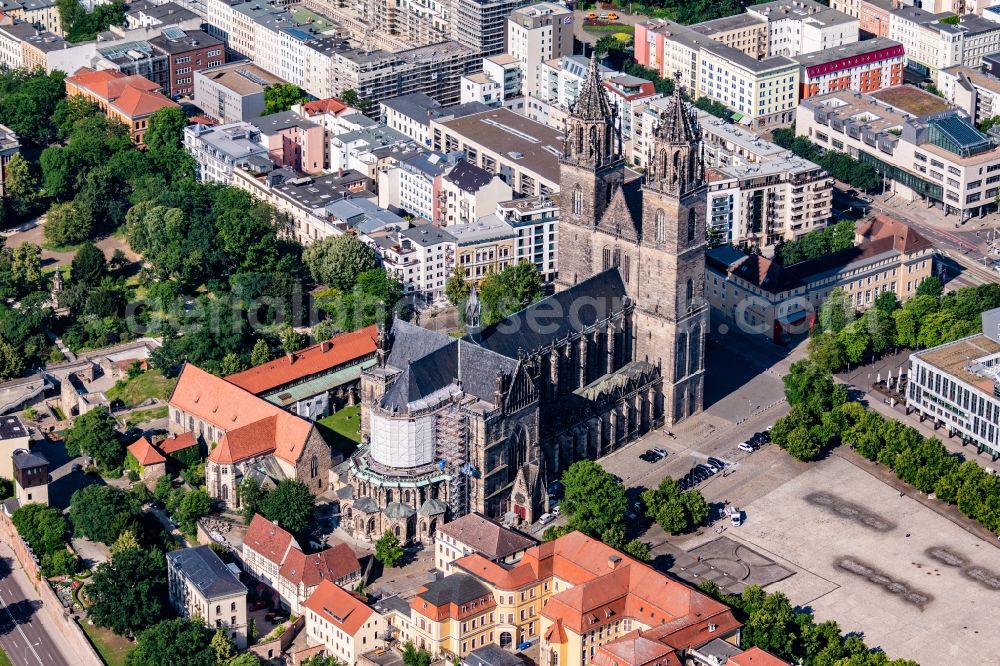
[317,404,362,454]
[80,621,134,666]
[701,454,1000,664]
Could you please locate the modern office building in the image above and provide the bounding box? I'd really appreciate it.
[907,307,1000,459]
[796,86,1000,219]
[194,62,285,123]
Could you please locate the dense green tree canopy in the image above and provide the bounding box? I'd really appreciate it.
[375,530,404,567]
[263,84,309,115]
[559,460,628,546]
[126,618,215,666]
[11,503,75,576]
[89,547,167,636]
[70,485,140,545]
[44,201,93,247]
[64,407,124,471]
[478,261,544,327]
[303,234,378,291]
[0,70,66,144]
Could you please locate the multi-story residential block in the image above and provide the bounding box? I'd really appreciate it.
[431,108,561,196]
[294,97,353,168]
[604,74,660,141]
[166,546,248,649]
[331,122,415,180]
[65,68,180,145]
[439,159,514,227]
[706,154,832,252]
[938,65,1000,127]
[525,55,613,128]
[194,61,285,123]
[507,3,574,108]
[461,73,504,106]
[496,195,558,281]
[0,0,61,36]
[242,514,361,614]
[373,224,456,302]
[254,110,326,175]
[451,0,532,56]
[125,1,199,29]
[705,215,934,341]
[746,0,859,58]
[304,579,388,664]
[389,531,742,664]
[232,166,376,245]
[184,122,271,184]
[381,93,490,147]
[859,0,893,38]
[688,13,769,59]
[435,513,536,574]
[699,44,800,127]
[150,28,224,98]
[449,215,517,281]
[796,86,1000,219]
[483,54,523,101]
[0,124,19,198]
[907,307,1000,460]
[378,150,452,221]
[794,37,904,99]
[890,8,1000,76]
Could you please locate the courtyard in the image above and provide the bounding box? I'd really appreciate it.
[683,454,1000,664]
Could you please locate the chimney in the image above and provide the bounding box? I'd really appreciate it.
[320,340,331,352]
[607,555,622,570]
[287,351,295,363]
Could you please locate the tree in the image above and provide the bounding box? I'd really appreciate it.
[126,618,214,666]
[263,84,309,115]
[71,242,107,287]
[401,642,431,666]
[250,338,272,367]
[837,319,871,365]
[478,261,544,326]
[144,107,187,155]
[89,547,167,636]
[916,275,943,299]
[0,336,23,380]
[340,89,372,114]
[303,234,378,291]
[10,243,44,295]
[819,287,853,334]
[375,530,404,568]
[210,628,234,666]
[70,485,139,545]
[4,153,41,217]
[682,490,710,526]
[260,479,314,534]
[226,655,262,666]
[560,460,627,544]
[176,488,212,533]
[623,539,651,561]
[0,70,67,145]
[220,352,245,375]
[445,265,470,306]
[44,201,93,247]
[111,528,141,555]
[11,503,75,575]
[238,478,268,523]
[64,407,124,471]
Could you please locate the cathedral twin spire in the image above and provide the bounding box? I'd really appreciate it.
[562,55,621,169]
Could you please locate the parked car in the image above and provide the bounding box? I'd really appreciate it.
[696,464,715,476]
[651,447,668,458]
[551,504,560,516]
[640,451,659,462]
[729,507,743,527]
[539,513,555,525]
[70,463,82,472]
[738,442,755,452]
[707,457,726,469]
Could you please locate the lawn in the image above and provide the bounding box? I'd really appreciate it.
[0,647,11,666]
[317,405,361,455]
[80,620,134,666]
[583,23,635,35]
[124,405,169,428]
[106,369,176,408]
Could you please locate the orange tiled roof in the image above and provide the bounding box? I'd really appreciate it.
[279,542,360,587]
[303,579,374,636]
[127,436,166,466]
[301,97,349,116]
[856,214,932,255]
[591,631,679,666]
[727,648,792,666]
[225,325,377,395]
[112,84,178,118]
[67,67,177,118]
[244,514,297,565]
[170,363,314,465]
[159,431,198,454]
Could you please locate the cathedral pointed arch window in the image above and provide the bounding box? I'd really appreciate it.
[689,324,701,374]
[686,279,694,310]
[654,209,665,243]
[672,151,681,183]
[576,126,583,155]
[687,209,697,243]
[572,185,583,216]
[589,126,598,157]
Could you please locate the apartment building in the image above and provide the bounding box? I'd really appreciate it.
[65,68,180,145]
[705,216,934,341]
[688,14,769,60]
[0,21,97,74]
[907,308,1000,459]
[431,107,561,196]
[184,122,271,184]
[373,224,456,302]
[507,3,575,108]
[859,0,893,38]
[381,93,491,148]
[166,546,248,649]
[304,580,387,664]
[255,110,325,175]
[0,124,19,198]
[635,20,705,95]
[242,514,361,614]
[125,1,199,29]
[451,0,532,56]
[462,73,503,107]
[330,123,415,180]
[232,167,377,244]
[435,513,536,574]
[746,0,859,58]
[699,43,800,127]
[194,62,285,123]
[449,216,517,281]
[706,154,832,253]
[496,195,559,281]
[796,86,1000,219]
[150,28,224,97]
[439,159,514,227]
[377,150,451,221]
[938,65,1000,127]
[0,0,61,36]
[794,37,904,99]
[890,8,1000,75]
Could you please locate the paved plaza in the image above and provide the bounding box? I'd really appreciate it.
[683,454,1000,664]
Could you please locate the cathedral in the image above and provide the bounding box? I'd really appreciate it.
[336,57,707,544]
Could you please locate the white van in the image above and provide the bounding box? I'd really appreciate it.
[730,508,743,527]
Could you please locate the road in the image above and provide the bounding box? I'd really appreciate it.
[0,544,72,666]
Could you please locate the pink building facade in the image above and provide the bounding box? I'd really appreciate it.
[256,110,325,175]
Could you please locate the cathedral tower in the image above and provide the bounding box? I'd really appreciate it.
[637,86,708,424]
[555,55,625,290]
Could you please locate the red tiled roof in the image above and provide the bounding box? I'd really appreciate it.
[244,514,297,565]
[303,579,375,636]
[67,67,177,118]
[127,436,166,466]
[856,214,932,254]
[301,97,349,116]
[727,648,792,666]
[279,542,360,587]
[592,631,679,666]
[159,431,197,454]
[170,363,314,465]
[225,325,378,395]
[437,513,536,560]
